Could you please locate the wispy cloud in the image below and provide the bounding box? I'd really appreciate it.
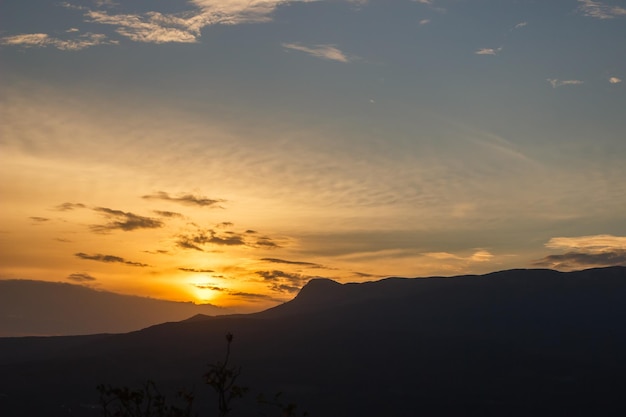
[475,47,502,55]
[545,235,626,251]
[54,202,86,211]
[142,191,224,208]
[533,234,626,270]
[255,269,316,293]
[67,272,97,282]
[57,0,317,45]
[86,10,201,43]
[75,252,149,267]
[413,0,446,12]
[91,207,163,232]
[179,267,214,273]
[0,32,114,50]
[547,78,584,88]
[29,217,51,223]
[154,210,183,218]
[282,43,352,63]
[533,250,626,270]
[609,76,622,84]
[577,0,626,19]
[176,224,282,251]
[419,19,431,25]
[513,21,528,29]
[261,258,322,267]
[424,250,494,263]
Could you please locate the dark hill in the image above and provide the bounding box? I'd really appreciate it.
[1,267,626,417]
[0,279,227,336]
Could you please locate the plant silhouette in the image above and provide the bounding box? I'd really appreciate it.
[97,332,305,417]
[203,332,248,416]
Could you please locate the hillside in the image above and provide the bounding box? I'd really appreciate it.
[0,279,227,336]
[1,267,625,416]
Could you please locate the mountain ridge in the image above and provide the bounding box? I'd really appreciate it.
[1,266,626,417]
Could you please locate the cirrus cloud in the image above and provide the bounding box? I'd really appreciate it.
[282,42,352,63]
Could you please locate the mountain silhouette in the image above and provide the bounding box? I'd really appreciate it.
[0,279,227,337]
[1,267,625,417]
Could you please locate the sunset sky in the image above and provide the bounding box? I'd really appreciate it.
[1,0,625,312]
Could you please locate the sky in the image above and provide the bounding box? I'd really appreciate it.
[1,0,625,313]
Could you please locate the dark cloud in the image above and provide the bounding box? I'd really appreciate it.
[153,210,183,218]
[193,284,223,291]
[353,271,377,278]
[255,238,280,248]
[67,273,97,282]
[216,222,234,228]
[177,238,204,251]
[145,249,169,254]
[142,191,224,208]
[179,267,214,273]
[255,270,313,293]
[176,225,281,251]
[228,291,280,301]
[209,234,246,246]
[91,207,163,232]
[54,202,86,211]
[75,252,149,267]
[29,216,50,223]
[261,258,322,267]
[533,250,626,270]
[55,238,72,243]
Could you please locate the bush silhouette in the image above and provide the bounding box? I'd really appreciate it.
[98,333,307,417]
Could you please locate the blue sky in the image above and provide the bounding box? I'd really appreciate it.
[1,0,625,311]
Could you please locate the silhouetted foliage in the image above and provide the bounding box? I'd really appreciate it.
[203,332,248,416]
[98,380,194,417]
[98,332,302,417]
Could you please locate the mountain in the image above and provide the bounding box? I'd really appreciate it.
[0,279,227,336]
[1,267,626,417]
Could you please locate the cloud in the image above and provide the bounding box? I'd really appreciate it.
[419,19,431,25]
[513,21,528,29]
[533,250,626,270]
[29,217,50,223]
[413,0,446,12]
[179,267,214,273]
[609,77,622,84]
[545,235,626,251]
[228,291,280,301]
[86,10,200,43]
[577,0,626,19]
[192,283,223,291]
[67,273,97,282]
[176,225,281,251]
[255,269,318,293]
[142,191,224,208]
[475,47,502,55]
[54,202,86,211]
[57,0,317,46]
[282,43,351,62]
[424,250,494,263]
[91,207,163,232]
[153,210,183,218]
[75,252,149,267]
[533,234,626,270]
[261,258,322,267]
[547,78,584,88]
[0,32,114,50]
[176,229,245,251]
